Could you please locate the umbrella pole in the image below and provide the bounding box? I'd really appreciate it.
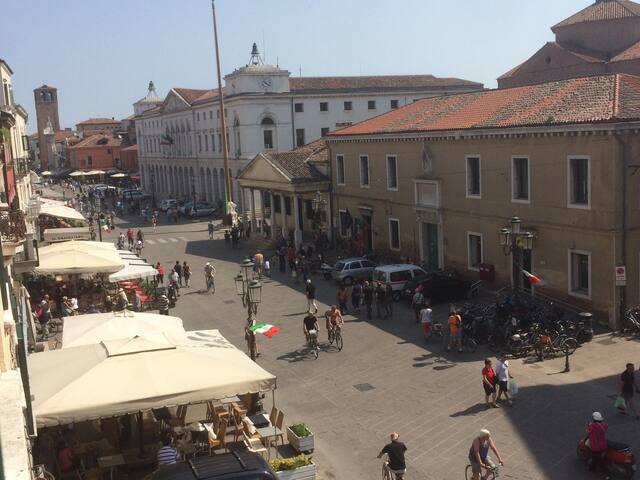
[138,411,145,455]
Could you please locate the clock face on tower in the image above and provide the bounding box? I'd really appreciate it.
[260,77,273,89]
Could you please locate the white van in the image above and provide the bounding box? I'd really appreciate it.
[373,264,428,301]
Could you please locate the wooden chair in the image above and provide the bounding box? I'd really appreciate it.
[243,432,267,459]
[229,407,246,444]
[169,405,188,427]
[208,420,227,454]
[207,401,229,423]
[272,411,285,447]
[269,406,278,425]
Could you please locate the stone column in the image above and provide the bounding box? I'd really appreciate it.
[279,193,286,241]
[293,193,302,247]
[250,189,257,232]
[269,191,276,240]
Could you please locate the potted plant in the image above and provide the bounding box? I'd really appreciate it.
[286,422,314,453]
[269,454,316,480]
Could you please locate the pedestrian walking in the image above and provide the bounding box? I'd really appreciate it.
[152,214,157,231]
[305,279,318,314]
[204,262,216,293]
[447,309,463,352]
[419,302,432,340]
[208,220,214,240]
[254,250,264,277]
[169,269,180,297]
[336,284,349,315]
[411,287,425,323]
[174,261,183,287]
[384,283,393,318]
[277,245,286,273]
[135,240,143,257]
[127,228,134,248]
[157,293,169,315]
[363,281,374,319]
[156,262,164,284]
[351,280,362,314]
[482,358,499,409]
[183,261,191,288]
[287,244,297,272]
[263,258,271,277]
[136,229,144,246]
[495,353,513,406]
[619,363,640,418]
[375,282,386,318]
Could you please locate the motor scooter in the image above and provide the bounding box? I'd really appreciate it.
[577,438,636,478]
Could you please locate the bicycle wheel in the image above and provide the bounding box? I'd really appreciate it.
[313,343,319,359]
[465,464,474,480]
[335,331,343,351]
[562,337,578,355]
[328,329,335,345]
[382,463,392,480]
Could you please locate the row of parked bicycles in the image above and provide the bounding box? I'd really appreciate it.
[431,294,595,361]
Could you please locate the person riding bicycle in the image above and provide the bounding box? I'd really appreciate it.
[377,432,407,479]
[325,305,344,340]
[468,429,504,480]
[303,313,319,345]
[204,262,216,293]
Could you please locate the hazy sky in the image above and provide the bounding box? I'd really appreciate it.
[2,0,591,132]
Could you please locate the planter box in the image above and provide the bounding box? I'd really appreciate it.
[275,462,316,480]
[286,426,314,453]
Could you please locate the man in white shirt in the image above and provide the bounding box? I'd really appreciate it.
[495,353,513,406]
[419,303,432,339]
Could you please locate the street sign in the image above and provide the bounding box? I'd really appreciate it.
[616,266,627,286]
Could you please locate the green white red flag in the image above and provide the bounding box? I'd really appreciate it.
[249,322,280,338]
[522,269,544,285]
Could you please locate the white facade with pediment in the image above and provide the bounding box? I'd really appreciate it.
[134,47,482,213]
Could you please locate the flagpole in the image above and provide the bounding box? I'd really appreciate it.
[211,0,232,213]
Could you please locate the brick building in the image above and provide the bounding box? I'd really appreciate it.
[33,84,60,169]
[499,0,640,88]
[76,117,122,137]
[66,134,126,170]
[120,144,138,172]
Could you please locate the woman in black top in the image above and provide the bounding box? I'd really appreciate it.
[620,363,640,419]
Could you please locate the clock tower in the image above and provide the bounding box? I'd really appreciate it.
[224,43,290,95]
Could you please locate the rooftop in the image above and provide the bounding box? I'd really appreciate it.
[290,75,483,93]
[261,140,328,183]
[552,0,640,30]
[67,134,124,149]
[329,73,640,137]
[76,118,121,126]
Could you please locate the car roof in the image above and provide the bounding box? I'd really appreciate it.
[375,264,422,272]
[336,257,369,263]
[153,451,272,480]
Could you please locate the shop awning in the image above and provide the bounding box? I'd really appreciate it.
[29,330,277,427]
[62,312,185,348]
[86,170,105,175]
[36,241,124,274]
[39,203,86,222]
[108,255,158,282]
[43,227,91,243]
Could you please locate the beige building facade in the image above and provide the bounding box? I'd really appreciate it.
[328,73,640,328]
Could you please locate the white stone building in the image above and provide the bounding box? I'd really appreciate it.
[135,45,483,210]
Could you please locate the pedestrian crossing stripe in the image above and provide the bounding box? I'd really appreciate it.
[146,239,156,245]
[169,238,179,243]
[157,238,168,244]
[179,236,188,241]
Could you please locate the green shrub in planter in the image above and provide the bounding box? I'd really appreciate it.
[289,422,312,437]
[269,454,312,472]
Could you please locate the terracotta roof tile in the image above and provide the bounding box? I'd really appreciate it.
[67,134,124,149]
[330,74,640,136]
[173,88,222,105]
[54,130,78,142]
[552,0,640,30]
[290,75,482,93]
[263,141,329,183]
[612,39,640,61]
[121,144,138,152]
[76,118,121,125]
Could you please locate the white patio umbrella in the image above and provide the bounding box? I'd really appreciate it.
[62,312,185,348]
[69,171,86,177]
[29,330,277,427]
[86,170,106,176]
[36,241,124,274]
[41,171,52,176]
[110,173,127,178]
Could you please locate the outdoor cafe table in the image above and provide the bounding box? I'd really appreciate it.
[255,425,284,459]
[98,453,125,480]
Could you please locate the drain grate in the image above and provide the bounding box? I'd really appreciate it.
[223,300,235,304]
[353,383,375,392]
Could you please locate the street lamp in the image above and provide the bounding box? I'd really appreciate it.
[499,216,534,296]
[191,172,197,217]
[312,190,327,250]
[235,257,263,361]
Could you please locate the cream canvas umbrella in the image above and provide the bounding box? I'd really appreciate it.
[86,170,106,176]
[39,203,86,222]
[36,241,124,274]
[62,312,185,348]
[41,171,52,176]
[29,330,277,427]
[69,171,86,177]
[110,173,127,178]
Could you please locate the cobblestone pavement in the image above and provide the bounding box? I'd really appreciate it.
[100,215,639,480]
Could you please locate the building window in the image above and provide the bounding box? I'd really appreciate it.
[568,156,590,208]
[197,112,200,121]
[512,156,529,202]
[274,195,281,213]
[218,134,223,152]
[415,181,439,208]
[466,155,481,198]
[198,135,202,151]
[359,155,369,187]
[217,110,220,118]
[467,232,483,271]
[263,130,273,149]
[569,250,590,298]
[339,209,348,236]
[294,103,304,113]
[344,101,353,111]
[224,108,227,117]
[284,197,291,216]
[211,134,215,152]
[389,218,400,250]
[390,99,399,109]
[320,102,328,112]
[209,111,213,119]
[386,155,398,190]
[204,134,208,151]
[336,154,345,185]
[87,155,93,166]
[368,100,376,110]
[321,127,330,137]
[296,129,305,147]
[305,200,313,219]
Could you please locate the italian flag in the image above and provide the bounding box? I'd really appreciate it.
[522,269,544,285]
[249,322,280,338]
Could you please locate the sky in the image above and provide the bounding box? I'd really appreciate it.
[1,0,592,133]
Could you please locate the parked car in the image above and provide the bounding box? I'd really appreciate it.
[373,264,428,301]
[331,257,377,285]
[151,451,277,480]
[403,270,472,304]
[179,201,194,215]
[159,199,178,212]
[189,201,219,218]
[122,189,146,200]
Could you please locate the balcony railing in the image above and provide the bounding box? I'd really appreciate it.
[13,156,30,178]
[0,210,26,243]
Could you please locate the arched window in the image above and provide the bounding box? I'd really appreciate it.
[261,117,274,126]
[261,117,275,150]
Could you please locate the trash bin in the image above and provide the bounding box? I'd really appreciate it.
[479,263,495,282]
[578,312,594,343]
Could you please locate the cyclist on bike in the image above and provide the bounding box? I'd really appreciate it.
[204,262,216,293]
[468,429,504,480]
[325,305,344,340]
[303,313,319,345]
[377,432,407,479]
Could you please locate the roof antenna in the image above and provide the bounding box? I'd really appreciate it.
[276,56,279,68]
[262,29,266,63]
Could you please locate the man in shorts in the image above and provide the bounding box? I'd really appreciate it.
[303,313,319,345]
[419,302,432,339]
[447,309,462,352]
[325,305,344,340]
[468,429,504,480]
[377,432,407,479]
[495,353,513,406]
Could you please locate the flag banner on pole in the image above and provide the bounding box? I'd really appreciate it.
[249,322,280,338]
[522,269,544,285]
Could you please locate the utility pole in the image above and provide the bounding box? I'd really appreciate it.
[211,0,232,213]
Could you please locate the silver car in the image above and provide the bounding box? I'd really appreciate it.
[331,257,377,285]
